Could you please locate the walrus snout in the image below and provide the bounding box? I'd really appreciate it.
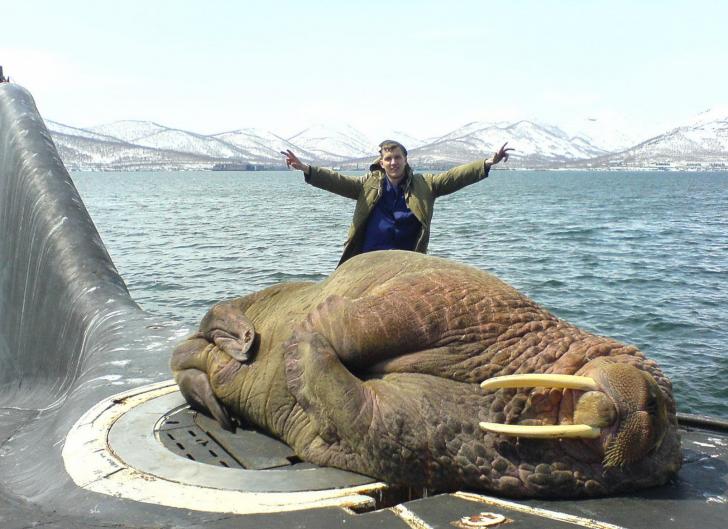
[480,357,672,469]
[576,358,671,467]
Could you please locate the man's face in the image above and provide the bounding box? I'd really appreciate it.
[379,147,407,182]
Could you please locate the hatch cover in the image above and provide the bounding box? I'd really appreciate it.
[63,380,390,514]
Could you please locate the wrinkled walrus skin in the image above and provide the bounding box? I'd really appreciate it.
[171,250,681,498]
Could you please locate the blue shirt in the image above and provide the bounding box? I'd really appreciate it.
[361,177,421,253]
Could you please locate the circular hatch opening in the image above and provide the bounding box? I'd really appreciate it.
[63,381,400,514]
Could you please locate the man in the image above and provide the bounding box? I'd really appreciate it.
[282,140,512,266]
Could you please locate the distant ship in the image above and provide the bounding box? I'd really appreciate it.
[212,162,258,171]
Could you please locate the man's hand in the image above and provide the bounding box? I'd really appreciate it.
[281,150,310,174]
[488,142,514,166]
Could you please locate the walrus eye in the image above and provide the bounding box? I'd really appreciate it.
[645,397,657,416]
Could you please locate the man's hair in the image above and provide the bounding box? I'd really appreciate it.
[378,140,408,157]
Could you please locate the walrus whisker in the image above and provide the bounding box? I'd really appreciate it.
[479,422,601,439]
[480,374,599,392]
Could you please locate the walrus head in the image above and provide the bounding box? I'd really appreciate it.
[480,357,675,471]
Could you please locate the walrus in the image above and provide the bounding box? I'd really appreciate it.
[170,250,681,498]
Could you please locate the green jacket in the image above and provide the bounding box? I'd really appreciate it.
[306,159,490,266]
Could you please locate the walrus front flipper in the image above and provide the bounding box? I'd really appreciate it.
[284,330,373,444]
[176,368,235,432]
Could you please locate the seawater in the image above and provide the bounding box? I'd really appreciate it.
[72,170,728,418]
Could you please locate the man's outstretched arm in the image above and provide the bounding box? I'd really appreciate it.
[281,149,363,200]
[430,142,514,196]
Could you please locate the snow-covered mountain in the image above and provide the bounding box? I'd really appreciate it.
[561,116,652,152]
[87,120,170,143]
[44,110,728,171]
[47,121,255,170]
[575,107,728,170]
[286,124,373,161]
[675,107,728,152]
[375,130,427,150]
[213,128,312,163]
[405,120,608,168]
[46,120,121,142]
[131,129,250,160]
[48,130,218,171]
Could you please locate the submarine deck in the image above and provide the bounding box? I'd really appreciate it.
[1,82,726,528]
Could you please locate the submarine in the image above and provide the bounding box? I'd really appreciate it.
[0,79,726,528]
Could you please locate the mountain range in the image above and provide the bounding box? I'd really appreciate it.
[45,108,728,172]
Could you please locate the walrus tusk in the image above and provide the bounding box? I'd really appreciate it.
[479,422,601,439]
[480,374,599,392]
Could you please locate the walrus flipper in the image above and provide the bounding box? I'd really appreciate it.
[284,329,373,444]
[176,368,235,431]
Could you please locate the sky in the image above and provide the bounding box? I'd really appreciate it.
[2,0,727,141]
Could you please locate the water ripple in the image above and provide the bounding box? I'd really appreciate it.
[73,170,728,417]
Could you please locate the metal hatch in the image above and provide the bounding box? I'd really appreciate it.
[63,381,394,513]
